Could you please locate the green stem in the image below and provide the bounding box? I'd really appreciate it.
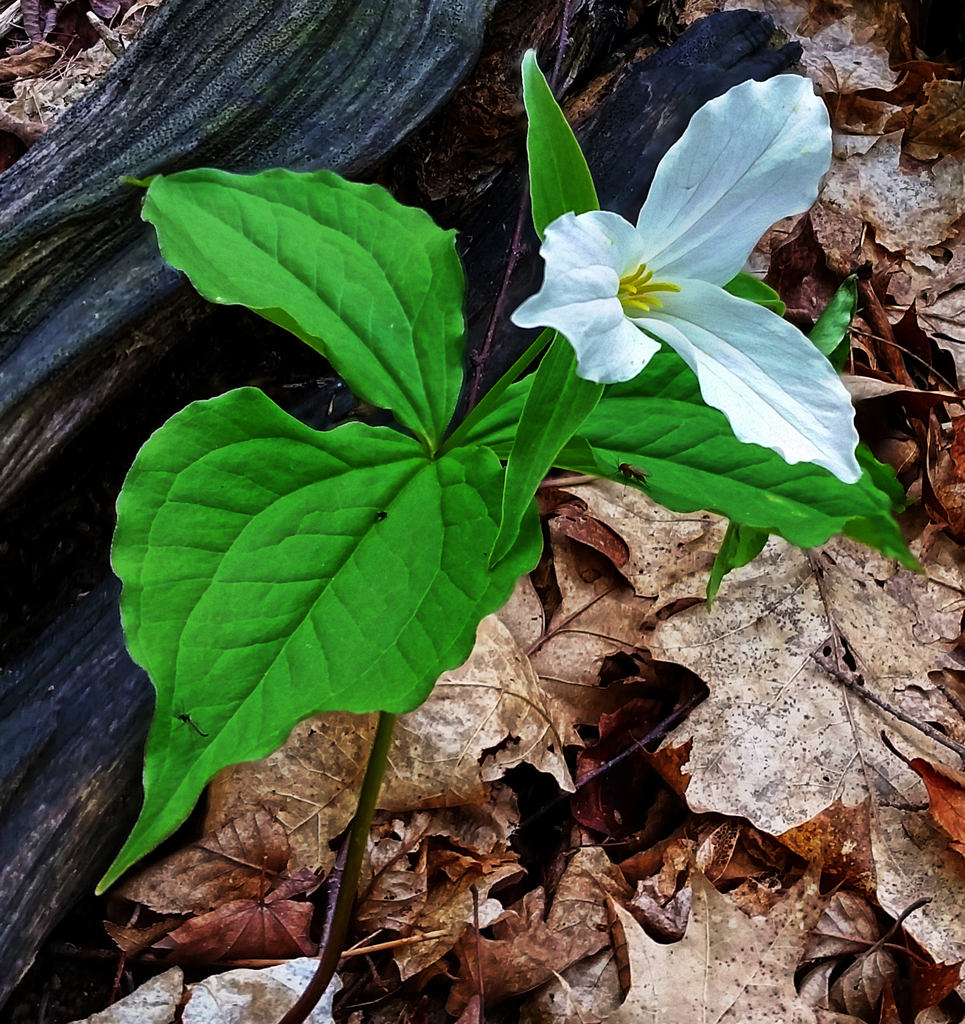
[277,711,398,1024]
[440,328,555,457]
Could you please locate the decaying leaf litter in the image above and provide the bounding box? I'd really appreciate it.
[5,0,965,1020]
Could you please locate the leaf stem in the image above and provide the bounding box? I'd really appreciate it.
[276,711,398,1024]
[441,328,553,456]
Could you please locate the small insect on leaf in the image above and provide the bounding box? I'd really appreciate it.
[618,462,650,485]
[375,510,388,521]
[175,711,208,737]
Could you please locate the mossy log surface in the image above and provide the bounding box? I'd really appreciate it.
[0,5,801,1010]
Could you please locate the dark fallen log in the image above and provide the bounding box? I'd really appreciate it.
[0,6,803,1010]
[0,0,496,509]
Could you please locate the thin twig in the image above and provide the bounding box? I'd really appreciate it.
[466,186,531,412]
[86,9,124,57]
[526,586,616,657]
[811,647,965,763]
[465,0,576,412]
[470,884,486,1020]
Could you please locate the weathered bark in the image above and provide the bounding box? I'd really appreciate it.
[0,0,495,508]
[0,5,803,1010]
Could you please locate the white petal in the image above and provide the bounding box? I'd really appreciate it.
[511,265,621,328]
[638,76,832,286]
[638,280,860,482]
[571,317,662,384]
[511,264,661,384]
[539,210,648,276]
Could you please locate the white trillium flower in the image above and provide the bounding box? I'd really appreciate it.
[511,74,862,484]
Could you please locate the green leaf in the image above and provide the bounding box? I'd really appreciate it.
[723,272,786,316]
[489,335,602,567]
[706,523,770,608]
[520,50,599,236]
[459,337,914,571]
[571,350,915,567]
[809,275,857,371]
[101,388,542,891]
[140,168,465,451]
[457,377,528,454]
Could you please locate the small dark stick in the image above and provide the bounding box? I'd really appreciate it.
[175,712,208,737]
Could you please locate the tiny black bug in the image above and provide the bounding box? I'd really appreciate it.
[375,510,388,521]
[618,462,650,485]
[175,711,209,737]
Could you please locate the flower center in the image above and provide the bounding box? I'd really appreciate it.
[617,263,681,314]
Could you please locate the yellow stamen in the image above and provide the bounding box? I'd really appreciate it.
[617,262,681,314]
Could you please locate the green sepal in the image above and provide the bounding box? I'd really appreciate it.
[809,275,858,371]
[706,523,770,608]
[490,335,602,567]
[724,272,786,316]
[520,49,599,236]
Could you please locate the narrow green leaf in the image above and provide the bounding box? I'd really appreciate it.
[809,275,857,371]
[141,168,466,451]
[723,272,786,316]
[457,376,528,454]
[706,523,770,608]
[520,50,599,236]
[443,329,553,456]
[101,388,542,890]
[490,335,602,567]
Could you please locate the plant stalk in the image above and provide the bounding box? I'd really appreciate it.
[441,328,553,456]
[276,711,398,1024]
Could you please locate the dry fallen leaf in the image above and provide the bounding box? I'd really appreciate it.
[904,755,965,860]
[153,870,319,962]
[603,865,827,1024]
[356,808,523,980]
[644,522,965,980]
[448,846,631,1015]
[65,967,183,1024]
[207,614,574,876]
[115,809,292,916]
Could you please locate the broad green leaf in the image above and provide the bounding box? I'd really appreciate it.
[723,272,786,316]
[470,345,914,568]
[101,388,542,890]
[520,50,599,237]
[490,335,602,567]
[140,169,465,451]
[809,275,857,370]
[575,351,915,567]
[707,523,770,607]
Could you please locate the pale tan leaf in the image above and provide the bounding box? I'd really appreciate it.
[65,967,183,1024]
[604,866,827,1024]
[647,529,965,976]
